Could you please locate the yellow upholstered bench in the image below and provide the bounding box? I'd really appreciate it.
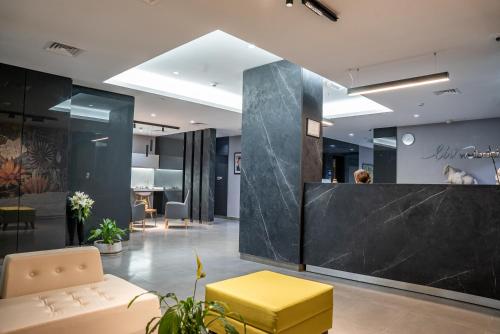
[205,271,333,334]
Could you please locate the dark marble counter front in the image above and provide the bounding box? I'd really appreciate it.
[303,183,500,302]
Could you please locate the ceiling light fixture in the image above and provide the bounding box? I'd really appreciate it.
[189,120,196,124]
[151,113,156,117]
[302,0,339,22]
[173,71,179,75]
[247,44,256,49]
[91,137,109,142]
[413,114,420,118]
[349,133,354,137]
[347,72,450,96]
[286,0,293,7]
[321,120,334,127]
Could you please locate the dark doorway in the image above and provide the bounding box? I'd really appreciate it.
[214,137,229,216]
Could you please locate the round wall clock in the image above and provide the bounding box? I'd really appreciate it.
[401,133,415,146]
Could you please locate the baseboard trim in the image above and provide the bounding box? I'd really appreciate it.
[240,253,305,271]
[307,265,500,310]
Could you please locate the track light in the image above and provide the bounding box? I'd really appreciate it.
[286,0,293,7]
[347,72,450,96]
[302,0,338,22]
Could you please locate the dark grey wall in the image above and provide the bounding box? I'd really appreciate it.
[239,60,323,265]
[373,127,397,183]
[0,64,72,257]
[397,118,500,184]
[155,136,184,170]
[303,183,500,301]
[69,85,134,238]
[182,129,216,222]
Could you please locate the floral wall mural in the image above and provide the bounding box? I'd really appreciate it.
[0,123,68,199]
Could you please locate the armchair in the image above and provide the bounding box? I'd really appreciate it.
[164,191,190,228]
[130,190,146,230]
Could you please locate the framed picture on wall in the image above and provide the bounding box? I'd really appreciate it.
[306,119,321,138]
[234,152,242,174]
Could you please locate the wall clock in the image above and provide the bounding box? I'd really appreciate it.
[401,133,415,146]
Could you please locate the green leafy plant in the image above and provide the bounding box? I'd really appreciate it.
[129,255,246,334]
[88,218,127,245]
[69,191,94,223]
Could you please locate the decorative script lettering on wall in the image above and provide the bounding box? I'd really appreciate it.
[422,144,500,161]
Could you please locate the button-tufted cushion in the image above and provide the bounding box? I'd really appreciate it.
[0,274,160,334]
[1,247,103,299]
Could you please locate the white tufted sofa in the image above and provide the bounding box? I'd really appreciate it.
[0,247,160,334]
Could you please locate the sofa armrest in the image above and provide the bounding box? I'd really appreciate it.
[1,247,104,299]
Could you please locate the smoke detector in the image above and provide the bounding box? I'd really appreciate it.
[44,42,83,57]
[433,88,462,96]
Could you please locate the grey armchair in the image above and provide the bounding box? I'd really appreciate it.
[130,190,146,230]
[164,191,190,228]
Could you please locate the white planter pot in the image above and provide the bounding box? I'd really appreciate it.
[94,240,122,254]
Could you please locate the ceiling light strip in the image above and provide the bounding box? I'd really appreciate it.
[347,72,449,96]
[134,120,180,130]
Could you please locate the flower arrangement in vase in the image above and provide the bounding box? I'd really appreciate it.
[67,191,94,245]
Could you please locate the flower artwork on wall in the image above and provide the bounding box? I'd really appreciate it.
[0,123,68,199]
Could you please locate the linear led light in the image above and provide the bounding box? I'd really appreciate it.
[347,72,450,96]
[302,0,339,22]
[321,120,334,126]
[91,137,109,142]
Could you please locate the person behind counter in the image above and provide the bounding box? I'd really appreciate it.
[354,169,371,184]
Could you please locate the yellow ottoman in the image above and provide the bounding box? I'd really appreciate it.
[205,271,333,334]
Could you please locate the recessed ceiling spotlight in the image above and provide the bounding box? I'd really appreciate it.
[89,104,94,107]
[247,44,256,49]
[446,119,453,124]
[413,114,420,118]
[151,113,156,117]
[173,71,179,75]
[189,120,196,124]
[286,0,293,7]
[349,133,354,137]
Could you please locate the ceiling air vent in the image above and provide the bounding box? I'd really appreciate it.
[433,88,462,96]
[44,42,83,57]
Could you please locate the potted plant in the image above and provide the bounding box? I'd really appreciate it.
[129,255,246,334]
[88,218,127,254]
[67,191,94,245]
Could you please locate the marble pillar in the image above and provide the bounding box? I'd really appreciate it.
[201,128,216,222]
[240,60,323,265]
[183,132,194,219]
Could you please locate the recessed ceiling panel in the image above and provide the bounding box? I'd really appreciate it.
[105,30,282,113]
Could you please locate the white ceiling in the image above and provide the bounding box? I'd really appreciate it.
[0,0,499,145]
[106,30,281,112]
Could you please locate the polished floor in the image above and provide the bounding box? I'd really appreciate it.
[103,218,500,334]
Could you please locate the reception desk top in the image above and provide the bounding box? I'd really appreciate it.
[303,183,500,308]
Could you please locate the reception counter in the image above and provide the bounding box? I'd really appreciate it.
[303,183,500,308]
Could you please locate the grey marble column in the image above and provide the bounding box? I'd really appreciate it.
[201,128,216,222]
[183,131,194,219]
[239,60,323,265]
[192,131,202,222]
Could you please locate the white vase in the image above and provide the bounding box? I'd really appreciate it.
[94,240,122,254]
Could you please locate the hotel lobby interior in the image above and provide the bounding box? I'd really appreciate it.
[1,1,500,333]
